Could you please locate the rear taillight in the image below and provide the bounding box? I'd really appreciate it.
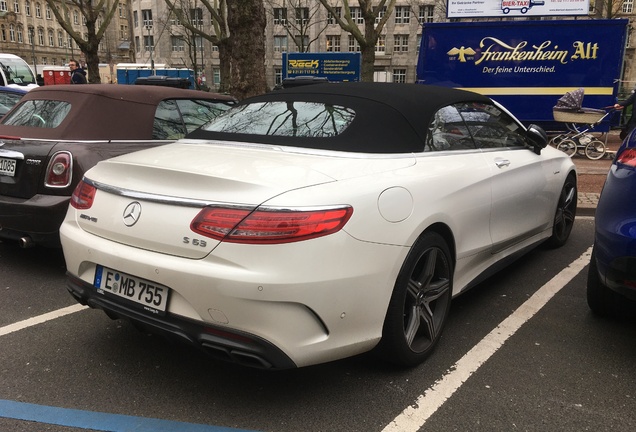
[191,206,353,244]
[70,180,96,210]
[45,151,73,187]
[616,148,636,168]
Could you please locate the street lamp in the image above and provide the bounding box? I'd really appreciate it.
[29,27,38,76]
[145,25,155,74]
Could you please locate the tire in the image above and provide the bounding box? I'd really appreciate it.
[587,248,619,316]
[377,231,453,367]
[556,139,577,157]
[584,140,606,160]
[545,174,577,248]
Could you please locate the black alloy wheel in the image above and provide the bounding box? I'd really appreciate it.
[545,174,577,248]
[378,231,452,367]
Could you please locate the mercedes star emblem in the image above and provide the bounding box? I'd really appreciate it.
[122,202,142,227]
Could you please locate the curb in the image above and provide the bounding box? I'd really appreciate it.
[577,192,599,217]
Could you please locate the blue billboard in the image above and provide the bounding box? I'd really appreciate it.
[283,52,361,82]
[417,19,628,130]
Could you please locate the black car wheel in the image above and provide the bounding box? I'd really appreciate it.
[378,231,452,367]
[587,248,620,316]
[545,174,577,248]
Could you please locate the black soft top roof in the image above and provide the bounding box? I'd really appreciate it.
[189,82,493,153]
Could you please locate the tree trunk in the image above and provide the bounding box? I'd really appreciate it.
[217,38,232,94]
[227,0,267,99]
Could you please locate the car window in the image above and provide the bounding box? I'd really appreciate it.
[456,102,527,149]
[0,91,24,116]
[1,99,71,128]
[175,99,233,134]
[425,105,475,151]
[202,101,355,137]
[153,100,187,140]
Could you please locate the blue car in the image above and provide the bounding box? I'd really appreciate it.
[587,132,636,315]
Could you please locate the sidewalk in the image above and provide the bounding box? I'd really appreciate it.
[578,192,601,217]
[573,130,620,217]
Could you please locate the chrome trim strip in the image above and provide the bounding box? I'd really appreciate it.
[86,178,226,208]
[0,149,25,159]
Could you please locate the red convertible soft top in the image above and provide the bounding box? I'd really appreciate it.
[0,84,236,141]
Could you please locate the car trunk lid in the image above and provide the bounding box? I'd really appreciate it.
[0,138,58,199]
[74,140,415,258]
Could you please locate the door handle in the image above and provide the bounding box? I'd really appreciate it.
[495,159,511,168]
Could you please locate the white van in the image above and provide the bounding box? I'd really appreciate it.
[0,54,38,90]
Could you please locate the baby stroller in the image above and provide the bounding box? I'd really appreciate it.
[550,88,611,160]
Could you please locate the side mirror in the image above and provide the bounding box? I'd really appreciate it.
[527,124,548,155]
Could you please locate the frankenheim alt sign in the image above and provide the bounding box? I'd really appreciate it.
[448,0,589,18]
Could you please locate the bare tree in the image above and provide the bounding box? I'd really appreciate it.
[317,0,396,81]
[45,0,120,84]
[265,0,329,52]
[590,0,626,18]
[164,0,231,92]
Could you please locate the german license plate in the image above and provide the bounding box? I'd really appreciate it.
[0,157,16,177]
[94,266,169,315]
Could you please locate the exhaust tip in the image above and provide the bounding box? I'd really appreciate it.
[19,236,34,249]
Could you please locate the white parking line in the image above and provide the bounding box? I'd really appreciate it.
[0,304,87,337]
[382,246,593,432]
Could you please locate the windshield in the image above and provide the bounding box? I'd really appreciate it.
[0,57,37,86]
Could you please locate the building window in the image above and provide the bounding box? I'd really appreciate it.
[38,27,43,45]
[395,6,410,24]
[46,4,51,19]
[273,7,287,25]
[13,0,18,13]
[42,56,47,65]
[9,24,14,42]
[350,7,364,24]
[133,10,138,27]
[144,35,154,52]
[394,34,409,53]
[213,68,220,85]
[1,24,5,42]
[134,35,139,52]
[48,29,53,46]
[191,7,203,26]
[623,0,634,13]
[348,35,360,52]
[419,5,434,23]
[170,10,181,25]
[274,35,288,52]
[274,68,282,86]
[142,9,153,27]
[326,35,340,52]
[295,7,308,25]
[119,2,126,18]
[393,68,407,83]
[294,35,309,51]
[171,36,185,52]
[25,0,30,16]
[376,34,386,54]
[375,6,386,24]
[120,25,127,40]
[16,24,22,43]
[0,1,7,12]
[35,2,40,17]
[327,7,340,24]
[73,10,79,24]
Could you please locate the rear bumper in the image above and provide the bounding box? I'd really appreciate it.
[66,273,297,369]
[0,193,69,246]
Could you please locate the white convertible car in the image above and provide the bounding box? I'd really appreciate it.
[60,83,577,369]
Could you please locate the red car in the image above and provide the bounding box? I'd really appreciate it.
[0,84,236,247]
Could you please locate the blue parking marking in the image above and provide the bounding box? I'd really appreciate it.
[0,399,258,432]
